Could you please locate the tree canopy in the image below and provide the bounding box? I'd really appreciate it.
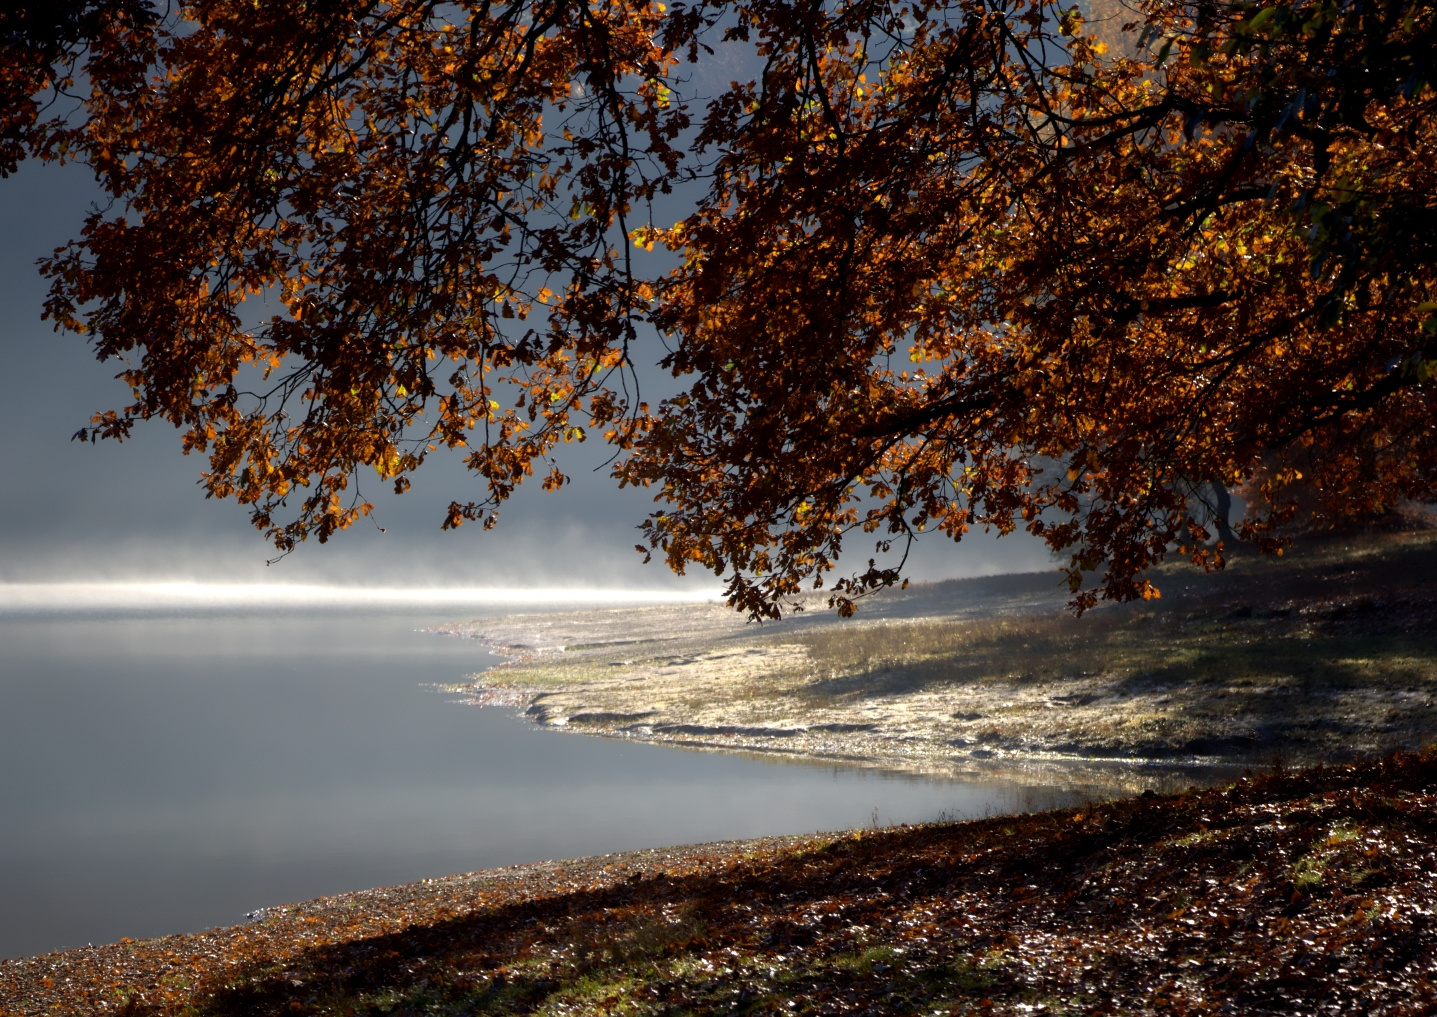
[3,0,1435,615]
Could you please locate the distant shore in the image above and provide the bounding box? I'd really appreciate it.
[438,531,1437,794]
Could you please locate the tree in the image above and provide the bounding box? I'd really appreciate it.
[4,0,1435,616]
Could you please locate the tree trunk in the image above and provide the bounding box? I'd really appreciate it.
[1210,479,1236,546]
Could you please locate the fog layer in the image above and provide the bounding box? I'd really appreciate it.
[0,160,1053,592]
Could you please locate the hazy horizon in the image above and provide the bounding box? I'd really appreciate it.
[0,161,1056,594]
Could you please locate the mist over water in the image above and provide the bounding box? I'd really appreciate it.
[0,157,1055,614]
[0,581,717,615]
[0,602,1081,961]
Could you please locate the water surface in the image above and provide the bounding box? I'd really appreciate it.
[0,606,1079,959]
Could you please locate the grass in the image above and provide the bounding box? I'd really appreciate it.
[458,531,1437,788]
[791,564,1432,704]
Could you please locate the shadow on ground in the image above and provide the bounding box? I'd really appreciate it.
[113,753,1437,1017]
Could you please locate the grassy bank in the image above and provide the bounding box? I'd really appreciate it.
[442,531,1437,791]
[5,752,1436,1015]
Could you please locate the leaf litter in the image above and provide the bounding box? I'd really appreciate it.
[5,752,1437,1015]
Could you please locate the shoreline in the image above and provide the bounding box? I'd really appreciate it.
[438,531,1437,795]
[6,752,1435,1014]
[0,833,822,1012]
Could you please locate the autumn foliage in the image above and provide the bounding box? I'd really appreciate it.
[2,0,1435,614]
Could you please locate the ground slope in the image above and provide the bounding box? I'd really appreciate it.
[439,532,1437,791]
[4,753,1436,1015]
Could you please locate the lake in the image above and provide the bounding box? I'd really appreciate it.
[0,599,1082,960]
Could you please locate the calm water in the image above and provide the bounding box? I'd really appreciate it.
[0,606,1079,959]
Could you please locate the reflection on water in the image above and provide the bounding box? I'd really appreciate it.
[0,607,1081,960]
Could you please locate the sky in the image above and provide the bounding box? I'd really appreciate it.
[0,151,1055,595]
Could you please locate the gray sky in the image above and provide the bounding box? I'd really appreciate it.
[0,157,1053,592]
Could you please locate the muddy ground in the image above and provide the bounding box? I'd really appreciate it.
[436,532,1437,794]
